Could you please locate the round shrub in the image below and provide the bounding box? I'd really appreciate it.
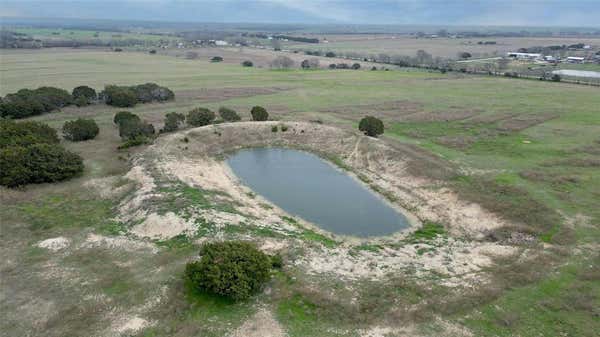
[74,96,90,107]
[250,106,268,121]
[0,143,83,187]
[162,112,186,132]
[242,60,253,67]
[103,85,138,107]
[211,56,223,62]
[113,111,140,125]
[187,107,215,127]
[358,116,384,137]
[185,241,272,300]
[62,118,99,141]
[218,107,241,122]
[118,118,155,140]
[72,85,97,101]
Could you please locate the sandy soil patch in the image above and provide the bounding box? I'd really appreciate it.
[36,237,71,252]
[113,316,151,334]
[228,308,286,337]
[130,212,196,240]
[81,233,159,253]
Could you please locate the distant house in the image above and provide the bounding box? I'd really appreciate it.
[507,52,542,60]
[566,56,585,64]
[215,40,228,46]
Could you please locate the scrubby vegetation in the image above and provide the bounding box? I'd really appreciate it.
[187,107,215,126]
[251,106,268,121]
[218,107,241,122]
[161,112,186,132]
[72,85,97,103]
[0,119,83,187]
[102,83,174,107]
[113,111,155,146]
[113,110,140,125]
[62,118,100,141]
[241,60,253,67]
[359,116,384,137]
[0,86,73,118]
[184,241,273,300]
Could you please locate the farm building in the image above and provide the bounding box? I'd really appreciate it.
[566,56,585,64]
[507,52,542,60]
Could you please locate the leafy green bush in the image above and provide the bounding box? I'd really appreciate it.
[187,107,215,127]
[161,112,186,132]
[118,118,155,140]
[358,116,384,137]
[185,241,272,300]
[62,118,99,141]
[271,125,278,132]
[131,83,174,103]
[0,119,59,149]
[0,143,83,187]
[102,85,138,107]
[113,111,140,125]
[0,87,73,118]
[242,60,253,67]
[218,107,241,122]
[72,85,97,101]
[250,106,268,121]
[211,56,223,62]
[74,96,90,107]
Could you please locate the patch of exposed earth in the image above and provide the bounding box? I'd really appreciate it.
[115,121,529,287]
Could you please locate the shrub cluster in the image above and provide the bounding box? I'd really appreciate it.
[185,241,273,300]
[102,83,174,107]
[72,85,97,106]
[218,107,241,122]
[250,106,268,121]
[113,111,155,142]
[161,112,186,132]
[62,118,99,141]
[241,60,253,67]
[1,86,73,119]
[187,107,215,127]
[0,120,83,187]
[359,116,384,137]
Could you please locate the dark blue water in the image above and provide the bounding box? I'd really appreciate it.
[226,148,410,237]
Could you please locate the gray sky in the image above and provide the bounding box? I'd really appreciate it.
[1,0,600,27]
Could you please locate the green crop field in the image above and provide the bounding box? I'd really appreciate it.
[1,48,599,337]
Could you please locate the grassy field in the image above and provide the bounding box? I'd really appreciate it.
[11,27,177,44]
[285,35,600,59]
[1,48,599,336]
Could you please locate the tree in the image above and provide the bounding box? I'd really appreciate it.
[113,111,140,125]
[72,85,97,102]
[551,74,561,82]
[458,52,472,59]
[358,116,384,137]
[241,60,253,67]
[325,51,336,57]
[211,56,223,62]
[301,59,311,69]
[270,56,294,69]
[328,63,337,69]
[0,120,59,149]
[250,106,268,121]
[161,112,186,132]
[62,118,99,141]
[351,63,361,70]
[118,118,155,140]
[184,241,272,300]
[187,107,215,126]
[103,85,138,107]
[0,143,83,187]
[219,107,241,122]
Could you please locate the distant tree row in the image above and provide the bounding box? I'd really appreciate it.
[1,83,174,119]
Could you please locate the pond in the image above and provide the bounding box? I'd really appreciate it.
[226,147,411,237]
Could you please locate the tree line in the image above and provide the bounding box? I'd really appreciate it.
[0,83,174,119]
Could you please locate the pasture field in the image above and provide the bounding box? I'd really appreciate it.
[1,48,599,337]
[10,27,176,43]
[285,35,600,58]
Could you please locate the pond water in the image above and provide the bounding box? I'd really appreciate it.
[226,147,410,237]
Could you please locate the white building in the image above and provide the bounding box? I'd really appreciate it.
[215,40,228,46]
[507,52,542,60]
[566,56,585,64]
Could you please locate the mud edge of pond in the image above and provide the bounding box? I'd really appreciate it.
[146,121,511,242]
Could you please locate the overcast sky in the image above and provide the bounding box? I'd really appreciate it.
[1,0,600,27]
